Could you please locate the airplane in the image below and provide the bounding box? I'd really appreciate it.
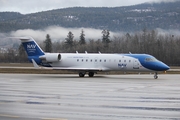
[19,37,170,79]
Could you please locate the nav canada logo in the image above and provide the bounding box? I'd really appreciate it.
[27,44,36,53]
[118,63,127,69]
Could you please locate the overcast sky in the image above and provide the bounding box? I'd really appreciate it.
[0,0,176,14]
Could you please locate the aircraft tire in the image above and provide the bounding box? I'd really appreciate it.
[154,72,158,79]
[88,72,94,77]
[154,75,158,79]
[79,72,85,77]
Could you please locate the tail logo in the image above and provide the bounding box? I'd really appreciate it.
[27,44,37,53]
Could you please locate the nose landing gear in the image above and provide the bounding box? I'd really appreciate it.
[154,72,158,79]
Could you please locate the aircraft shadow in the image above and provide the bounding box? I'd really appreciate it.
[33,74,157,81]
[35,74,107,79]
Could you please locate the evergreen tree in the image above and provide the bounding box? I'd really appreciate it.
[65,31,74,47]
[79,29,86,45]
[102,29,111,47]
[44,34,52,52]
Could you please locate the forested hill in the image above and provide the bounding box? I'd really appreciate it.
[0,1,180,32]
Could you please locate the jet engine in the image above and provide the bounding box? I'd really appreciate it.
[39,53,61,62]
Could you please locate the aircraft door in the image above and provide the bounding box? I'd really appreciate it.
[133,59,139,69]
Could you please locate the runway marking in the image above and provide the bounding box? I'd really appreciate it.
[0,114,19,118]
[42,118,67,120]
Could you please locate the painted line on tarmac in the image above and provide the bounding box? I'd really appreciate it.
[0,114,19,118]
[42,118,67,120]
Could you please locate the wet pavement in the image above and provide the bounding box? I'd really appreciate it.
[0,74,180,120]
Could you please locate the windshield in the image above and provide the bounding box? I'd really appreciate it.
[145,57,158,62]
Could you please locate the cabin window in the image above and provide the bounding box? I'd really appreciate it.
[90,59,92,62]
[86,59,88,62]
[77,59,79,62]
[100,60,102,62]
[119,60,121,62]
[129,60,131,62]
[82,59,84,62]
[104,60,106,62]
[124,60,126,62]
[95,59,97,62]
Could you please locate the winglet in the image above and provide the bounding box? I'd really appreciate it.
[31,59,40,69]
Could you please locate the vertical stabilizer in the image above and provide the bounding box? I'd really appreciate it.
[19,37,44,56]
[19,37,44,64]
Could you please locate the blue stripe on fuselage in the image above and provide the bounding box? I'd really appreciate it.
[122,54,169,71]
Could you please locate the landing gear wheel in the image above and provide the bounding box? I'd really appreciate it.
[79,72,85,77]
[88,72,94,77]
[154,72,158,79]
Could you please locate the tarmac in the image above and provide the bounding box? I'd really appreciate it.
[0,74,180,120]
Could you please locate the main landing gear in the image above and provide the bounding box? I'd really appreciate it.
[88,72,94,77]
[79,72,94,77]
[79,72,85,77]
[154,72,158,79]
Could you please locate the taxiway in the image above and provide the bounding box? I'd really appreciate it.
[0,74,180,120]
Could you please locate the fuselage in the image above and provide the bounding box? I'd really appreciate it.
[40,53,169,72]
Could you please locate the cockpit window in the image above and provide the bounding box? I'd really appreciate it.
[145,57,157,62]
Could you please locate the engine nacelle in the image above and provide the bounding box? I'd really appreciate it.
[39,53,61,62]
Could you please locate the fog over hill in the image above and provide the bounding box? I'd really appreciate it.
[0,1,180,47]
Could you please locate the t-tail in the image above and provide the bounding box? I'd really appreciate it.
[20,37,45,64]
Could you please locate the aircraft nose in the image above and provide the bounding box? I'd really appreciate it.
[159,62,170,71]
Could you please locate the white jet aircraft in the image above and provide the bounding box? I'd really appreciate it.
[19,37,170,79]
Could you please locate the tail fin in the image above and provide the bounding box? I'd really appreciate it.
[19,37,44,64]
[19,37,44,56]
